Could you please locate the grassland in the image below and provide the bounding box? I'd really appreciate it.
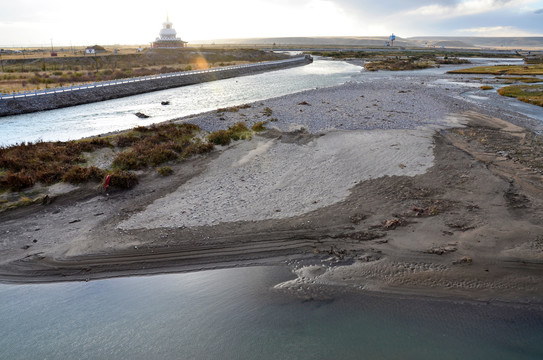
[494,76,543,84]
[448,64,543,75]
[0,48,289,94]
[497,84,543,107]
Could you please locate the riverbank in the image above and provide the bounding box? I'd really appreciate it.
[1,72,542,303]
[0,56,311,117]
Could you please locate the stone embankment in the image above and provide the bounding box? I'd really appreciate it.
[0,56,312,117]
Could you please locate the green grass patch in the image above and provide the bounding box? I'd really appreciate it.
[448,64,543,75]
[208,122,252,146]
[498,84,543,107]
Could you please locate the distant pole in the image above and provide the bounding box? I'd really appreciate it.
[50,38,54,53]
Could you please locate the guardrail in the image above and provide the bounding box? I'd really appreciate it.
[0,56,307,100]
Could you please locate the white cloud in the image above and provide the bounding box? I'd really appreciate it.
[407,0,536,18]
[458,25,536,35]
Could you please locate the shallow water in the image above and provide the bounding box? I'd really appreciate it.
[1,266,542,360]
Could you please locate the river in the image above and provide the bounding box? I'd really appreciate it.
[1,267,542,359]
[0,57,362,146]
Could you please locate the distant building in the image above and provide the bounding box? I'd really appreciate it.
[151,16,188,48]
[85,45,107,55]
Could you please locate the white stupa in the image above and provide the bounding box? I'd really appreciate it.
[151,16,187,48]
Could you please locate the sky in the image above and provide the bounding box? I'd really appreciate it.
[0,0,542,47]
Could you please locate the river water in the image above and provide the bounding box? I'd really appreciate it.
[2,57,543,359]
[1,267,543,360]
[0,57,362,146]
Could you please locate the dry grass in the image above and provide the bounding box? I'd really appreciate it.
[0,139,112,191]
[0,120,263,205]
[495,76,543,84]
[0,49,289,93]
[498,84,543,107]
[111,123,203,170]
[448,64,543,75]
[208,122,252,146]
[252,121,267,132]
[0,122,210,192]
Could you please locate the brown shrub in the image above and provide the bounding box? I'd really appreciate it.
[208,130,231,146]
[182,143,215,158]
[2,171,34,191]
[107,170,138,189]
[63,166,106,184]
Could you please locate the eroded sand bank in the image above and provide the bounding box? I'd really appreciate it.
[119,129,435,229]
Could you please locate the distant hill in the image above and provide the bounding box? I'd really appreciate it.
[195,36,414,47]
[408,36,543,49]
[194,36,543,50]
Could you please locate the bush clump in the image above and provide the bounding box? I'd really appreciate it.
[63,165,106,184]
[252,121,267,132]
[1,171,34,191]
[157,166,173,176]
[107,170,138,189]
[208,122,252,146]
[182,143,215,158]
[208,130,232,146]
[0,139,111,191]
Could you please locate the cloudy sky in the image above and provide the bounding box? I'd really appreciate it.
[0,0,542,47]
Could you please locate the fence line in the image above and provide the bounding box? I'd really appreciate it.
[0,56,307,100]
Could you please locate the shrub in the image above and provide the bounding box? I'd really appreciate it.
[480,85,494,90]
[252,121,267,132]
[63,165,106,184]
[116,135,139,147]
[263,107,273,116]
[1,171,34,191]
[112,151,147,170]
[182,143,214,158]
[208,130,231,146]
[149,147,179,166]
[157,166,173,176]
[107,170,138,189]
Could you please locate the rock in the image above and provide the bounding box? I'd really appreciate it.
[135,112,150,118]
[161,101,170,105]
[453,256,473,265]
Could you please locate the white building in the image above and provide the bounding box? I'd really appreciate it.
[151,16,188,48]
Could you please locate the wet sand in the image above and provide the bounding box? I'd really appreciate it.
[1,73,542,303]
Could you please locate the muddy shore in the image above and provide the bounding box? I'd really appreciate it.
[1,69,542,303]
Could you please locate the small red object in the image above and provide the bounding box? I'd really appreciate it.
[104,175,111,190]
